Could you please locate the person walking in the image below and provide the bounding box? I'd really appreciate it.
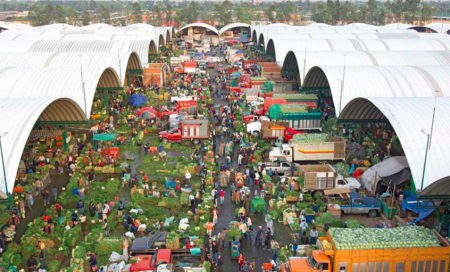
[76,200,84,215]
[35,179,42,196]
[42,189,50,206]
[301,232,309,245]
[26,192,34,211]
[310,226,319,245]
[300,219,308,237]
[51,186,58,204]
[217,253,224,272]
[292,235,299,256]
[55,203,63,218]
[205,221,214,238]
[211,208,219,226]
[103,219,110,237]
[254,226,263,246]
[237,253,245,272]
[212,241,219,264]
[270,238,279,260]
[264,227,271,249]
[219,189,225,205]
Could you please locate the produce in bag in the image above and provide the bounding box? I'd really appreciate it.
[292,133,330,143]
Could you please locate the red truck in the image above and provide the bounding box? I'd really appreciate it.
[159,120,209,144]
[130,250,204,272]
[263,97,317,114]
[157,106,179,121]
[241,59,271,70]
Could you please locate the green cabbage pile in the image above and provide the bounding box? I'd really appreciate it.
[330,226,440,250]
[279,104,308,114]
[292,133,330,144]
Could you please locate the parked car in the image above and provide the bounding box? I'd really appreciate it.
[208,62,215,68]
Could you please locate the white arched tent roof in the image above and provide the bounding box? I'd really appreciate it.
[340,97,450,192]
[177,23,219,35]
[283,50,450,84]
[0,24,32,30]
[0,67,121,116]
[219,23,250,35]
[34,23,74,30]
[0,52,142,85]
[265,38,450,58]
[0,98,86,196]
[303,66,450,116]
[0,40,157,65]
[425,23,450,34]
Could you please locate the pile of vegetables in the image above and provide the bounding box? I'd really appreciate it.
[251,197,266,213]
[273,94,318,100]
[292,133,330,144]
[346,220,360,229]
[330,226,441,250]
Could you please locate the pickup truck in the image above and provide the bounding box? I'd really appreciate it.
[170,93,197,103]
[325,189,381,217]
[208,62,215,68]
[157,107,179,121]
[130,250,204,272]
[173,66,185,74]
[257,161,299,176]
[216,65,224,72]
[159,120,209,145]
[198,61,207,70]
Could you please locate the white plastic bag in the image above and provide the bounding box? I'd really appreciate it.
[109,251,122,262]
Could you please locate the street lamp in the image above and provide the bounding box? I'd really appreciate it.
[420,129,430,191]
[79,55,88,118]
[0,132,9,198]
[338,54,347,116]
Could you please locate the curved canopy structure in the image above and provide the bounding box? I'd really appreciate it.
[265,38,450,62]
[340,97,450,192]
[0,98,86,196]
[0,67,121,116]
[219,23,250,35]
[0,24,32,31]
[303,66,450,116]
[283,50,450,84]
[176,23,219,36]
[425,23,450,35]
[0,52,142,85]
[0,40,156,65]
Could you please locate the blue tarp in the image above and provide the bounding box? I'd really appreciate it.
[401,195,441,224]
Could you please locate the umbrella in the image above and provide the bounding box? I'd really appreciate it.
[129,94,146,106]
[141,111,156,120]
[231,74,240,78]
[240,143,250,148]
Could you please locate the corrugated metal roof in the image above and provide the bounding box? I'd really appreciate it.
[177,23,219,35]
[0,67,121,116]
[0,52,142,85]
[303,66,450,116]
[0,98,85,195]
[425,23,450,34]
[219,23,250,35]
[339,97,450,191]
[283,51,450,83]
[0,40,156,64]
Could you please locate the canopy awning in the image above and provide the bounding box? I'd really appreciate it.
[93,133,117,141]
[401,195,441,224]
[361,156,411,191]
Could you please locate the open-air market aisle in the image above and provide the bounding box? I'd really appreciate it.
[210,93,294,271]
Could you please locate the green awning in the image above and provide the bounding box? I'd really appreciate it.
[93,133,117,141]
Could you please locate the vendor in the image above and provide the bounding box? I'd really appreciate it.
[46,146,52,153]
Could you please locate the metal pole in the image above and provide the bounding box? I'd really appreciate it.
[118,48,123,85]
[302,48,307,85]
[420,134,430,191]
[0,136,8,196]
[339,54,347,115]
[80,55,87,117]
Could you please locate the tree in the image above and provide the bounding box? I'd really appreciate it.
[123,7,130,20]
[100,6,111,24]
[254,12,262,22]
[276,10,285,22]
[265,4,276,22]
[378,7,387,25]
[367,0,378,22]
[28,4,43,26]
[236,3,253,24]
[420,3,433,22]
[404,0,420,23]
[311,2,327,23]
[82,10,91,26]
[326,0,335,24]
[188,1,199,23]
[166,3,173,23]
[65,7,78,26]
[152,4,162,26]
[388,0,403,22]
[214,2,232,25]
[55,5,66,23]
[132,2,142,23]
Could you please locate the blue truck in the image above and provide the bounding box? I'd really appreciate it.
[326,189,381,217]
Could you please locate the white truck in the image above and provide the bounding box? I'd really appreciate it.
[269,137,346,162]
[170,93,197,103]
[246,116,271,137]
[243,88,264,106]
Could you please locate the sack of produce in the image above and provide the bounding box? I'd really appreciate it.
[251,197,266,213]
